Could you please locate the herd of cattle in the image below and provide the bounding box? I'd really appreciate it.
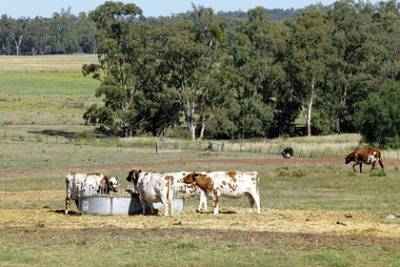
[64,147,384,216]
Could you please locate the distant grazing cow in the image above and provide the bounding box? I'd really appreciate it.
[345,148,384,173]
[281,147,294,159]
[65,172,118,215]
[183,171,261,215]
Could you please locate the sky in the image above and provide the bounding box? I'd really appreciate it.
[0,0,346,18]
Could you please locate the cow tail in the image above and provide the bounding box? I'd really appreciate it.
[256,173,260,195]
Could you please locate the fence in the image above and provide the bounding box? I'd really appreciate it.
[1,130,400,160]
[155,138,400,160]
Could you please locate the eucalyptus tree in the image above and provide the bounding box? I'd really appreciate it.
[83,2,145,136]
[158,6,227,139]
[284,5,336,136]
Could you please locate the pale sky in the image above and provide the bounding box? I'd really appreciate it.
[0,0,366,18]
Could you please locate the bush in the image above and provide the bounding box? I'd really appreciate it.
[357,82,400,149]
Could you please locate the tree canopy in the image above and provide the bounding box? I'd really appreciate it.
[4,1,400,142]
[80,0,400,141]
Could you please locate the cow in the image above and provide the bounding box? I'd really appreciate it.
[183,171,261,215]
[65,172,118,215]
[126,169,174,216]
[281,147,294,159]
[345,147,384,173]
[126,170,207,215]
[171,171,208,213]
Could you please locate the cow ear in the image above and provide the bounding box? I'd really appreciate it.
[138,169,142,173]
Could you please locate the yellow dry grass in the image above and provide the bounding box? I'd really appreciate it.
[0,190,399,238]
[0,54,98,73]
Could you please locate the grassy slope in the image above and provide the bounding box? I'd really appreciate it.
[0,55,99,125]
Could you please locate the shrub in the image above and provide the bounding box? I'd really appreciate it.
[357,82,400,149]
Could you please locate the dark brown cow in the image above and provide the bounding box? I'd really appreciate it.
[345,148,384,173]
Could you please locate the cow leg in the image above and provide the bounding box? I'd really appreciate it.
[371,161,377,171]
[138,195,146,215]
[64,197,70,215]
[352,163,357,172]
[149,204,155,215]
[359,163,362,173]
[212,190,219,215]
[379,159,384,171]
[249,191,261,214]
[197,190,207,212]
[246,193,255,212]
[160,194,169,217]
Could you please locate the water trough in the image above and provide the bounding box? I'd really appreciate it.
[77,190,185,216]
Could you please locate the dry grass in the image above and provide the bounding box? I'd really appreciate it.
[0,54,98,73]
[0,190,399,238]
[0,207,398,238]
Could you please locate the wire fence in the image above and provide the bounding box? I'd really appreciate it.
[1,131,400,161]
[156,138,400,160]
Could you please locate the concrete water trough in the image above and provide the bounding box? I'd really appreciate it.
[78,193,185,216]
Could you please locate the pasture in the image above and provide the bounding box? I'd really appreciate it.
[0,55,399,266]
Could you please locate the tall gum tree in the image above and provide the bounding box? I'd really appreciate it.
[284,6,336,136]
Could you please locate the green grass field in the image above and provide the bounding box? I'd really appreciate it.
[0,55,399,266]
[0,55,99,125]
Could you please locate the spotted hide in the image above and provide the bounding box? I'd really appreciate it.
[126,170,207,215]
[345,147,384,173]
[183,171,261,215]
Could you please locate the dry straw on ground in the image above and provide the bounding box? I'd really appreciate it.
[0,190,398,238]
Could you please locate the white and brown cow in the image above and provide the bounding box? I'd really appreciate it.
[170,171,208,212]
[183,171,261,215]
[65,172,118,215]
[126,170,207,215]
[126,169,174,216]
[345,147,384,173]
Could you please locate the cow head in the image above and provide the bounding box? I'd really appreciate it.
[127,169,141,185]
[108,176,118,192]
[183,172,199,185]
[345,152,355,164]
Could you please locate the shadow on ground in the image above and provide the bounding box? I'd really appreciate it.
[28,130,76,139]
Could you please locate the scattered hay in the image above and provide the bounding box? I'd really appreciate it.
[0,207,398,238]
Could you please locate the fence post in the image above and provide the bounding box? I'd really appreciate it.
[156,139,159,154]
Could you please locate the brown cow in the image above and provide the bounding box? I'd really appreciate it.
[345,148,384,173]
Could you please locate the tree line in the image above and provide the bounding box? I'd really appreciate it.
[81,0,400,147]
[0,7,96,55]
[0,7,297,56]
[3,1,400,147]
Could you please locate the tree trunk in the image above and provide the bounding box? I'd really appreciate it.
[183,100,197,140]
[306,78,315,137]
[15,35,22,56]
[199,117,206,140]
